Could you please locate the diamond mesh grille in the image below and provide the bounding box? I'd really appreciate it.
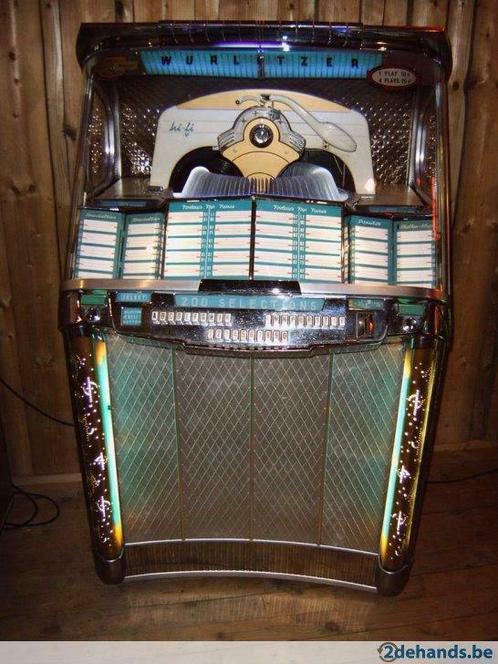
[174,353,252,539]
[252,356,330,542]
[106,335,181,543]
[321,344,404,551]
[104,335,404,553]
[87,91,108,188]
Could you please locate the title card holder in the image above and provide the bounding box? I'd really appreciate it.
[395,219,436,288]
[254,199,343,282]
[121,212,165,279]
[348,215,392,284]
[163,199,252,280]
[73,208,124,278]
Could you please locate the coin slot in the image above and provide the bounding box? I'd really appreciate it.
[356,312,375,339]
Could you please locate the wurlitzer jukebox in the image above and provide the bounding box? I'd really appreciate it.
[61,22,451,594]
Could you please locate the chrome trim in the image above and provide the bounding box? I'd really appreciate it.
[110,82,122,184]
[61,278,444,301]
[123,568,377,591]
[76,22,452,75]
[90,80,116,197]
[125,537,376,557]
[67,335,124,561]
[380,340,438,571]
[436,79,452,297]
[411,91,433,206]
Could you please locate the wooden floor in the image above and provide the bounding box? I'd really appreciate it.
[1,445,497,641]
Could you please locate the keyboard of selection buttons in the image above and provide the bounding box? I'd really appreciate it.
[152,309,345,331]
[262,312,346,329]
[205,327,291,345]
[152,309,233,326]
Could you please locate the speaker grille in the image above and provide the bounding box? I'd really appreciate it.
[107,335,404,552]
[322,346,404,550]
[175,354,252,539]
[107,339,181,542]
[252,355,330,543]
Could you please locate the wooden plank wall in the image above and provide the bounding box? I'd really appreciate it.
[0,0,496,480]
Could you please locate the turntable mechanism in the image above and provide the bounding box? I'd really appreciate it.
[149,89,375,201]
[218,102,305,191]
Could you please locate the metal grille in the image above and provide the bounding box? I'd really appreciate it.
[107,335,404,552]
[174,354,252,539]
[87,91,108,188]
[321,345,404,551]
[252,356,330,542]
[113,77,414,184]
[106,336,181,543]
[328,81,414,186]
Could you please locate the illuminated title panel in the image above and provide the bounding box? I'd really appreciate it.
[140,49,383,78]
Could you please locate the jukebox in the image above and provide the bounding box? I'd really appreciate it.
[61,22,451,595]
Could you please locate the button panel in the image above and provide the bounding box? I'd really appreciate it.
[77,293,388,351]
[151,309,343,329]
[152,310,232,326]
[146,305,351,348]
[265,313,345,329]
[207,327,290,345]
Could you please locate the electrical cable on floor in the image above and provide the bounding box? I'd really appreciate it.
[0,374,74,427]
[4,484,60,529]
[0,377,65,530]
[427,467,498,484]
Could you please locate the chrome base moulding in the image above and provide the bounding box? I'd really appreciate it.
[94,541,410,595]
